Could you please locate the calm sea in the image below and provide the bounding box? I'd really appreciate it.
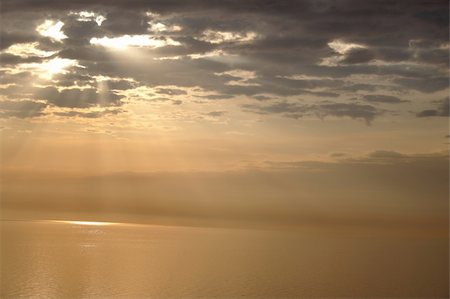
[1,220,448,298]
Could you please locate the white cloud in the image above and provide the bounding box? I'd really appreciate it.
[36,20,67,42]
[199,30,257,44]
[320,39,368,66]
[3,42,57,58]
[148,22,182,32]
[328,39,366,54]
[145,11,160,18]
[69,11,106,26]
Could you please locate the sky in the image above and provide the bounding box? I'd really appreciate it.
[0,0,448,232]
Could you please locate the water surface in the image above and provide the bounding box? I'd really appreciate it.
[1,220,448,298]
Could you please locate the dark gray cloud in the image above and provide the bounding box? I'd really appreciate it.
[253,95,272,101]
[363,95,409,104]
[0,100,47,118]
[0,53,46,65]
[101,11,150,35]
[243,102,304,115]
[341,48,376,64]
[198,94,235,100]
[53,108,122,118]
[417,97,450,117]
[308,91,340,98]
[205,110,226,117]
[103,80,135,91]
[0,25,40,50]
[394,77,448,93]
[243,101,382,124]
[343,151,449,168]
[413,48,449,66]
[316,103,381,124]
[34,87,122,108]
[338,84,378,92]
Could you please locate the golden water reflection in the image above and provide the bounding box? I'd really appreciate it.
[49,220,119,226]
[1,220,448,298]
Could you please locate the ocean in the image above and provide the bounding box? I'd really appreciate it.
[1,220,448,298]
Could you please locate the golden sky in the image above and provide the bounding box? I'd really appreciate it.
[0,0,448,233]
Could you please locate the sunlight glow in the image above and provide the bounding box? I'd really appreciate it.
[39,58,79,78]
[52,220,118,226]
[17,57,80,79]
[3,42,57,58]
[90,35,181,49]
[36,20,67,42]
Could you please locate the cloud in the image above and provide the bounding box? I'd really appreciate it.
[0,32,37,50]
[0,100,47,118]
[243,101,382,124]
[34,87,122,108]
[416,97,449,117]
[36,20,68,42]
[316,103,381,124]
[205,111,226,117]
[3,42,57,58]
[0,0,448,120]
[198,94,235,100]
[394,77,448,93]
[53,108,122,118]
[338,84,378,92]
[101,10,150,35]
[243,101,302,115]
[155,88,187,95]
[89,35,180,48]
[199,30,257,44]
[363,94,409,104]
[253,95,272,101]
[69,11,106,26]
[341,48,376,64]
[368,150,405,159]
